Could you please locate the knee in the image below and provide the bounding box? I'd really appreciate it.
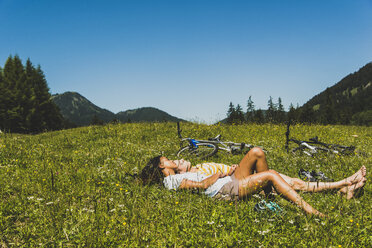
[292,178,306,190]
[267,169,281,180]
[250,147,265,159]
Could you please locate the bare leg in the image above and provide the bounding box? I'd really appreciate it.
[339,166,367,199]
[339,178,366,199]
[279,166,366,193]
[234,147,269,180]
[238,170,325,216]
[234,147,273,196]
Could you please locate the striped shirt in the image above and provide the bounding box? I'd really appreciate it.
[195,162,231,176]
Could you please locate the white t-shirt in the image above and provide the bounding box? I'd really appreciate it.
[163,172,232,197]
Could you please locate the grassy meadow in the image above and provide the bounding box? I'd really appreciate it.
[0,122,371,247]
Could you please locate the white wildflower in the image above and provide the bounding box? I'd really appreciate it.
[27,196,34,200]
[207,221,215,225]
[46,202,54,205]
[258,230,270,235]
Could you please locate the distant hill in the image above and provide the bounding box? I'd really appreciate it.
[52,92,116,126]
[116,107,183,123]
[52,92,184,126]
[301,62,372,124]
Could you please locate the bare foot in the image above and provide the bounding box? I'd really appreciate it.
[340,177,366,199]
[316,211,327,218]
[345,166,367,185]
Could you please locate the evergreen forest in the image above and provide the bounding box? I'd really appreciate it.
[0,56,64,133]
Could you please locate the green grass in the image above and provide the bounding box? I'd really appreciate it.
[0,123,371,247]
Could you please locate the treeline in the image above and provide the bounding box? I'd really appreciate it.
[226,95,371,126]
[0,56,64,133]
[226,96,286,124]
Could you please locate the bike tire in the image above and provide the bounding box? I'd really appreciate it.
[177,143,218,160]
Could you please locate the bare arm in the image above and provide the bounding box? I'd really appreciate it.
[228,164,238,175]
[179,173,226,190]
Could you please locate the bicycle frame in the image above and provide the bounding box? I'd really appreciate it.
[285,121,355,155]
[180,137,243,153]
[177,122,250,154]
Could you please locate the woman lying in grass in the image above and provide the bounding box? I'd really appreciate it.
[140,147,366,217]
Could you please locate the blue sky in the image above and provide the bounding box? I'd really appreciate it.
[1,0,371,123]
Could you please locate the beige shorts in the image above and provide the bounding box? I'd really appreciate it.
[214,173,239,200]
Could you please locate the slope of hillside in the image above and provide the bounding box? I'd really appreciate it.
[302,62,372,124]
[116,107,183,123]
[52,92,116,126]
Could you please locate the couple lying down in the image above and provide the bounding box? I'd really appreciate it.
[140,147,366,217]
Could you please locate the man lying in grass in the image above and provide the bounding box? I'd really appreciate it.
[140,147,366,217]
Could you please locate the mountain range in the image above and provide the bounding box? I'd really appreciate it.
[301,62,372,123]
[52,92,183,126]
[52,62,372,126]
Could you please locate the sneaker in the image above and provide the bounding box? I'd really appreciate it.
[254,200,283,215]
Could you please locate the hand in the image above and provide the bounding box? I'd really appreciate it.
[228,164,238,176]
[218,172,228,178]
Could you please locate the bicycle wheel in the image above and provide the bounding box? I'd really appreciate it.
[177,143,218,160]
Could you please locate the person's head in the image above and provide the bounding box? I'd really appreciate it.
[140,156,163,185]
[172,159,192,174]
[140,156,193,184]
[140,156,181,185]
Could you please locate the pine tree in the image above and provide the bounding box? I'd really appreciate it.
[31,65,64,132]
[266,96,276,122]
[2,56,26,132]
[227,102,236,124]
[246,96,255,122]
[277,97,285,123]
[287,103,297,123]
[235,104,245,123]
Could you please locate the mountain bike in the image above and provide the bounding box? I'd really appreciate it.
[285,121,356,156]
[176,122,254,160]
